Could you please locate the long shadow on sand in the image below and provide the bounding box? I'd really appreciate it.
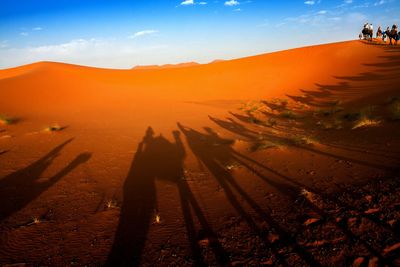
[178,123,322,266]
[0,139,92,222]
[106,127,229,267]
[179,122,400,265]
[287,44,400,108]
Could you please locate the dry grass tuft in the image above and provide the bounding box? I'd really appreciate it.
[291,135,315,146]
[44,124,64,132]
[155,214,161,224]
[251,140,280,151]
[0,115,15,125]
[352,118,381,129]
[106,200,118,209]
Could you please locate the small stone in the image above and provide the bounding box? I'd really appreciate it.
[364,208,380,215]
[304,218,320,226]
[383,242,400,256]
[267,233,280,243]
[364,195,373,202]
[352,257,365,267]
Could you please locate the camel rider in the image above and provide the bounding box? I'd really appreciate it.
[377,26,382,38]
[364,22,369,29]
[369,24,373,33]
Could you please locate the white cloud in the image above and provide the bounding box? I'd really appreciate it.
[33,27,42,31]
[20,32,29,36]
[234,8,241,11]
[304,1,315,5]
[225,0,240,6]
[129,30,158,39]
[317,10,327,14]
[181,0,194,5]
[199,1,207,5]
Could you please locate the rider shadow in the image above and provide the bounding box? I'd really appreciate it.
[178,123,321,266]
[179,123,400,265]
[0,138,92,223]
[106,127,229,267]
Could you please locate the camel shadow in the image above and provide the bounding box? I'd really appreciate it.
[179,123,400,265]
[178,123,322,266]
[0,138,92,222]
[106,127,228,267]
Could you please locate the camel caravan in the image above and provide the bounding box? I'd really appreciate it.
[360,22,399,45]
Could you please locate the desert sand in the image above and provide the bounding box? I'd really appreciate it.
[0,40,400,266]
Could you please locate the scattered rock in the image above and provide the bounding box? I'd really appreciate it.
[352,257,365,267]
[364,195,373,202]
[304,218,320,226]
[383,242,400,256]
[364,208,380,215]
[267,233,280,243]
[304,240,328,248]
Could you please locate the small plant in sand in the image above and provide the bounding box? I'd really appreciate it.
[291,135,315,146]
[300,188,316,202]
[106,200,118,209]
[44,124,64,132]
[251,140,280,151]
[27,216,41,225]
[225,162,241,170]
[155,214,161,224]
[239,101,262,121]
[352,118,381,129]
[0,115,14,125]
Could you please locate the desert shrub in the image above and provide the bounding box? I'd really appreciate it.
[44,124,64,132]
[251,140,279,151]
[352,118,381,129]
[0,115,14,125]
[291,135,315,145]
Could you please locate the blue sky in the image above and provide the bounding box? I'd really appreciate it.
[0,0,399,69]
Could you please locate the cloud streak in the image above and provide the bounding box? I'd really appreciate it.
[129,30,158,39]
[225,0,240,6]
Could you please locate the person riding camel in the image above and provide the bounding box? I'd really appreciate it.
[383,26,390,42]
[377,26,383,38]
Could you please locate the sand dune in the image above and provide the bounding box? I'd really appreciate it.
[0,40,400,266]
